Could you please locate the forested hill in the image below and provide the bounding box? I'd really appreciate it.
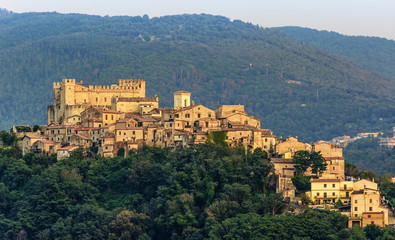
[274,26,395,80]
[1,11,395,141]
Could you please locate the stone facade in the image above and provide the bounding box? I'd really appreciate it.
[48,79,146,124]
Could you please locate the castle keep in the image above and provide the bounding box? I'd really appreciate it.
[47,79,149,124]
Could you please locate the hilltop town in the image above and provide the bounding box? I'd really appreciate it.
[8,78,394,229]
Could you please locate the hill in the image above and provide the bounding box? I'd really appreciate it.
[343,138,395,175]
[0,12,394,141]
[274,26,395,80]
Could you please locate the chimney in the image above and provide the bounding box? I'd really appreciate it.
[192,101,195,106]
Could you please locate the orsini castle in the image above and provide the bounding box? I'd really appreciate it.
[17,78,390,228]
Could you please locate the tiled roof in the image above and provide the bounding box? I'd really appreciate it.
[174,90,191,94]
[115,127,144,130]
[310,179,341,183]
[38,139,55,144]
[136,117,157,122]
[58,145,79,151]
[175,104,203,113]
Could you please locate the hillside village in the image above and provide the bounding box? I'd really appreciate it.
[10,78,394,228]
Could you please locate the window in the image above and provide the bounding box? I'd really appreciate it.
[368,215,371,218]
[201,137,205,140]
[332,192,335,196]
[198,113,201,118]
[170,123,172,127]
[355,200,358,203]
[124,133,126,135]
[355,214,358,217]
[132,131,135,135]
[111,115,113,120]
[332,184,335,188]
[344,185,347,190]
[369,207,372,211]
[245,120,248,124]
[324,193,327,198]
[265,138,267,142]
[175,114,179,118]
[354,207,357,211]
[96,97,98,102]
[317,193,320,196]
[324,184,327,188]
[208,114,211,117]
[370,199,372,203]
[333,167,335,170]
[371,221,374,224]
[105,115,108,120]
[119,132,121,135]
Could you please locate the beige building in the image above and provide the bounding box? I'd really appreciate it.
[31,139,60,156]
[276,137,312,157]
[48,79,146,124]
[174,91,191,109]
[111,96,159,113]
[270,158,296,201]
[57,145,80,160]
[348,180,389,228]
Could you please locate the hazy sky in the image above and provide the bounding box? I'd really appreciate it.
[1,0,394,40]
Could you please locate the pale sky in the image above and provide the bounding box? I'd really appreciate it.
[1,0,394,40]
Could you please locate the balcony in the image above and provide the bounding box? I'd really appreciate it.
[315,195,338,199]
[340,188,353,191]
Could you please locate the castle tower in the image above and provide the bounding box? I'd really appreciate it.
[174,91,191,109]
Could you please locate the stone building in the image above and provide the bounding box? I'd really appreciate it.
[48,78,146,124]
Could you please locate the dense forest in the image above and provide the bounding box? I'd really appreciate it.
[275,26,395,80]
[0,10,395,141]
[343,138,395,175]
[1,135,394,239]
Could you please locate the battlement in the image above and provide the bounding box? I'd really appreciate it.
[62,79,76,85]
[118,79,145,87]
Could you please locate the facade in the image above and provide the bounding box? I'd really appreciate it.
[348,180,389,228]
[48,79,146,124]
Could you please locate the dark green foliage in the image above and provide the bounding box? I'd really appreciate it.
[208,209,348,240]
[292,174,312,192]
[275,26,395,80]
[0,131,17,146]
[292,150,327,175]
[206,131,229,148]
[117,147,125,157]
[344,138,395,175]
[0,143,390,239]
[1,13,395,142]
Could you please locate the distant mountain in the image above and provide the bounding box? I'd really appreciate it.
[0,12,394,141]
[274,26,395,80]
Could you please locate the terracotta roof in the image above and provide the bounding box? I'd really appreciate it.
[175,104,204,113]
[115,127,144,131]
[58,145,79,151]
[136,117,157,122]
[174,90,191,94]
[37,139,55,144]
[101,123,116,129]
[75,134,90,140]
[311,179,341,183]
